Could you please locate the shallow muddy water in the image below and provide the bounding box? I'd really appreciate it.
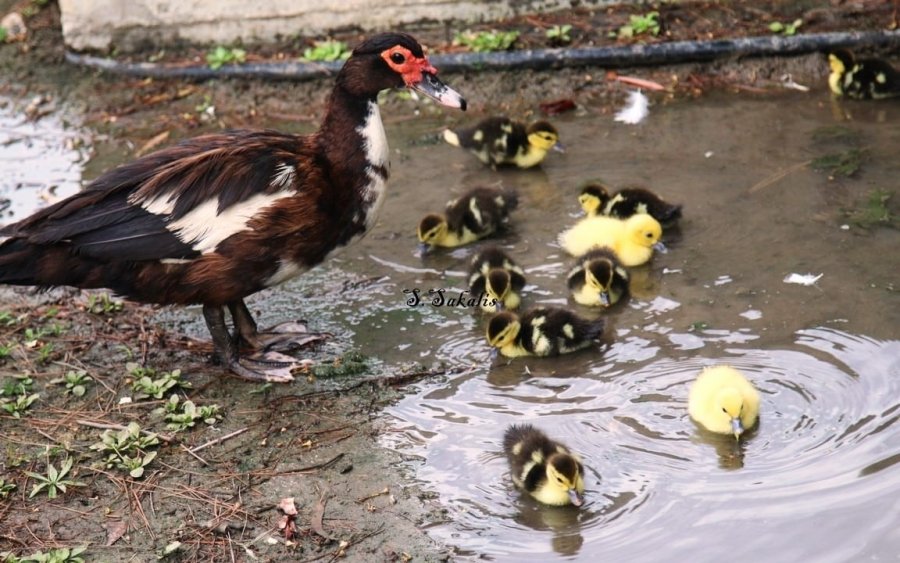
[4,84,899,561]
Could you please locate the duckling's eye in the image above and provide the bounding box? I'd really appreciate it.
[390,52,406,64]
[722,407,728,413]
[645,232,653,238]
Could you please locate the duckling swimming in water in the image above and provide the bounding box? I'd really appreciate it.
[688,365,760,440]
[503,423,586,507]
[486,306,605,358]
[828,49,900,100]
[443,117,560,169]
[468,246,526,313]
[418,186,518,249]
[558,213,664,266]
[567,247,629,307]
[579,183,682,225]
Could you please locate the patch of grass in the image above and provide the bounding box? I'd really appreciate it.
[688,321,709,332]
[302,40,350,62]
[2,546,87,563]
[454,30,520,52]
[206,45,246,70]
[0,478,16,498]
[1,375,32,397]
[545,24,572,46]
[85,292,124,315]
[128,364,191,399]
[812,148,867,178]
[845,189,896,229]
[1,393,39,418]
[25,457,83,499]
[90,422,160,478]
[313,351,370,378]
[613,12,660,38]
[769,19,803,36]
[158,395,222,431]
[50,370,92,397]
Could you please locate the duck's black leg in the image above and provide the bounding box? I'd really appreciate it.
[227,300,330,353]
[202,304,298,382]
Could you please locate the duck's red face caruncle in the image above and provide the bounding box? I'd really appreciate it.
[381,45,467,110]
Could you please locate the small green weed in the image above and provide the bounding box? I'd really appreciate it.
[302,40,350,62]
[454,30,520,52]
[313,351,370,378]
[25,457,83,499]
[812,148,867,178]
[0,478,16,498]
[0,27,8,44]
[846,189,895,229]
[128,364,191,399]
[85,293,123,315]
[206,45,246,70]
[1,375,32,397]
[545,24,572,46]
[769,19,803,36]
[3,546,87,563]
[90,422,160,478]
[50,370,92,397]
[158,395,221,431]
[614,12,660,38]
[1,393,39,418]
[0,311,19,327]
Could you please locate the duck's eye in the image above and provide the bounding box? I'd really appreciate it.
[645,233,653,238]
[722,407,728,413]
[390,52,406,64]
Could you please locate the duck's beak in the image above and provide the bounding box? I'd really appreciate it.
[552,141,566,153]
[411,72,467,111]
[568,489,585,507]
[731,417,744,440]
[489,347,499,361]
[417,242,432,255]
[653,241,668,254]
[599,290,611,307]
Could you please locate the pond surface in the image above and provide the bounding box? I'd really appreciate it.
[5,84,899,561]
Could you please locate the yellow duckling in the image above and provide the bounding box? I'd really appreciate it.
[503,423,586,506]
[468,246,526,313]
[418,186,518,249]
[567,247,629,307]
[828,49,900,100]
[443,116,561,169]
[558,213,664,266]
[579,183,682,225]
[486,306,605,358]
[688,365,760,439]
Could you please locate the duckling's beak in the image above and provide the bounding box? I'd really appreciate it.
[489,347,499,361]
[731,417,744,440]
[599,290,611,307]
[552,141,566,153]
[568,489,585,507]
[652,241,668,254]
[417,242,432,255]
[411,72,467,111]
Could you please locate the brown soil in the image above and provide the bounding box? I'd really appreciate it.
[0,1,896,561]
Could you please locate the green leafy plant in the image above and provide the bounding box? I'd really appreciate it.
[0,478,16,498]
[1,375,32,397]
[206,45,246,70]
[302,40,350,62]
[454,30,520,52]
[545,24,572,45]
[10,546,86,563]
[90,422,160,478]
[846,189,895,229]
[614,11,661,38]
[128,364,191,399]
[25,457,83,499]
[159,395,221,431]
[50,370,92,397]
[0,27,8,44]
[85,293,123,315]
[1,393,39,418]
[769,19,803,36]
[812,148,867,178]
[0,311,17,326]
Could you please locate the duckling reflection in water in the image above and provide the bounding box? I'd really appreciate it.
[503,424,586,506]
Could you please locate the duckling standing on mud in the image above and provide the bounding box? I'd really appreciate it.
[468,246,526,313]
[558,213,664,266]
[443,117,561,169]
[567,247,629,307]
[688,365,760,440]
[486,306,605,358]
[828,49,900,100]
[417,186,518,249]
[579,183,682,225]
[503,424,586,506]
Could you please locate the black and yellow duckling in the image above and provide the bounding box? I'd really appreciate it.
[468,246,526,313]
[567,247,629,307]
[579,183,682,225]
[688,366,760,440]
[417,186,519,249]
[503,424,586,507]
[828,49,900,100]
[558,213,664,266]
[486,306,605,358]
[443,117,561,169]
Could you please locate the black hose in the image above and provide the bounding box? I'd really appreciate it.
[65,30,900,81]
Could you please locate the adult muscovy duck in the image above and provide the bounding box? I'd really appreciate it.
[0,32,466,382]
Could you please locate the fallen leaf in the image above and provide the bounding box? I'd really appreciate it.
[104,520,128,546]
[135,130,171,157]
[615,75,667,91]
[539,98,577,115]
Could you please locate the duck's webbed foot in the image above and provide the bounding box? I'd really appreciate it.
[228,301,331,353]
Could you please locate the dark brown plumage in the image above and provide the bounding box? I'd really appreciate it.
[417,186,519,248]
[579,182,682,225]
[0,32,466,382]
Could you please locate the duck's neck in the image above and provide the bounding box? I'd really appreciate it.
[318,85,391,239]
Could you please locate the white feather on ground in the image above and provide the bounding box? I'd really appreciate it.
[783,273,823,286]
[614,90,649,124]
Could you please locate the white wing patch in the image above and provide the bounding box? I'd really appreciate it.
[357,101,390,232]
[266,259,307,286]
[271,162,296,189]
